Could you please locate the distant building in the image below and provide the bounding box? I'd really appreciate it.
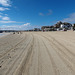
[41,21,73,32]
[72,24,75,31]
[41,26,50,31]
[41,26,56,31]
[61,23,72,30]
[54,21,72,30]
[33,28,40,31]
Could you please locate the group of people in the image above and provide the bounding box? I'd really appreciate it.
[13,31,22,34]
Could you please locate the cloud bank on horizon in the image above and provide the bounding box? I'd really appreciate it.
[1,23,41,30]
[1,23,31,30]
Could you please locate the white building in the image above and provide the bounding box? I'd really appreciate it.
[60,24,65,28]
[60,24,72,30]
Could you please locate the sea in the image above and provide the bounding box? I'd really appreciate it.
[0,33,9,37]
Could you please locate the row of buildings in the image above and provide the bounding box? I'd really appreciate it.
[33,21,75,31]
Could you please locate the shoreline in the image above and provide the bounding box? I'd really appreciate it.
[0,33,10,38]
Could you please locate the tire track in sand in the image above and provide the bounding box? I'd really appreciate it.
[0,33,27,59]
[13,34,34,75]
[4,34,33,75]
[39,33,75,75]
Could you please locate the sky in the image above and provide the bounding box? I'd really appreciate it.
[0,0,75,30]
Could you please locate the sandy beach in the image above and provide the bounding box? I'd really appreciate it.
[0,31,75,75]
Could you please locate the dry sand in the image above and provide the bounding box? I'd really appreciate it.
[0,31,75,75]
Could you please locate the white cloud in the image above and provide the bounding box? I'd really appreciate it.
[0,15,2,18]
[19,23,30,28]
[0,14,10,21]
[24,23,30,26]
[0,0,11,6]
[5,14,8,16]
[2,16,10,20]
[1,23,42,30]
[0,12,3,14]
[47,9,52,15]
[62,13,75,23]
[1,23,31,30]
[0,20,16,23]
[39,13,44,16]
[1,25,19,30]
[39,9,52,16]
[0,20,24,23]
[0,15,24,23]
[0,7,9,11]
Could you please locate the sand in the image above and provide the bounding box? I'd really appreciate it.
[0,31,75,75]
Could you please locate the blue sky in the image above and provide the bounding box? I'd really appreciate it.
[0,0,75,30]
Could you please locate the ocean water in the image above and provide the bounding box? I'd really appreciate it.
[0,33,9,37]
[0,33,5,36]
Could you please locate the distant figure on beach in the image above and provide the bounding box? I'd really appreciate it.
[17,32,19,34]
[13,32,15,34]
[20,31,22,34]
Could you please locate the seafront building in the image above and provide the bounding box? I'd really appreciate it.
[41,21,73,31]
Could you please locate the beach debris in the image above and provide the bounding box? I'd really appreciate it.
[9,56,11,58]
[1,61,3,63]
[0,66,2,68]
[8,54,10,55]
